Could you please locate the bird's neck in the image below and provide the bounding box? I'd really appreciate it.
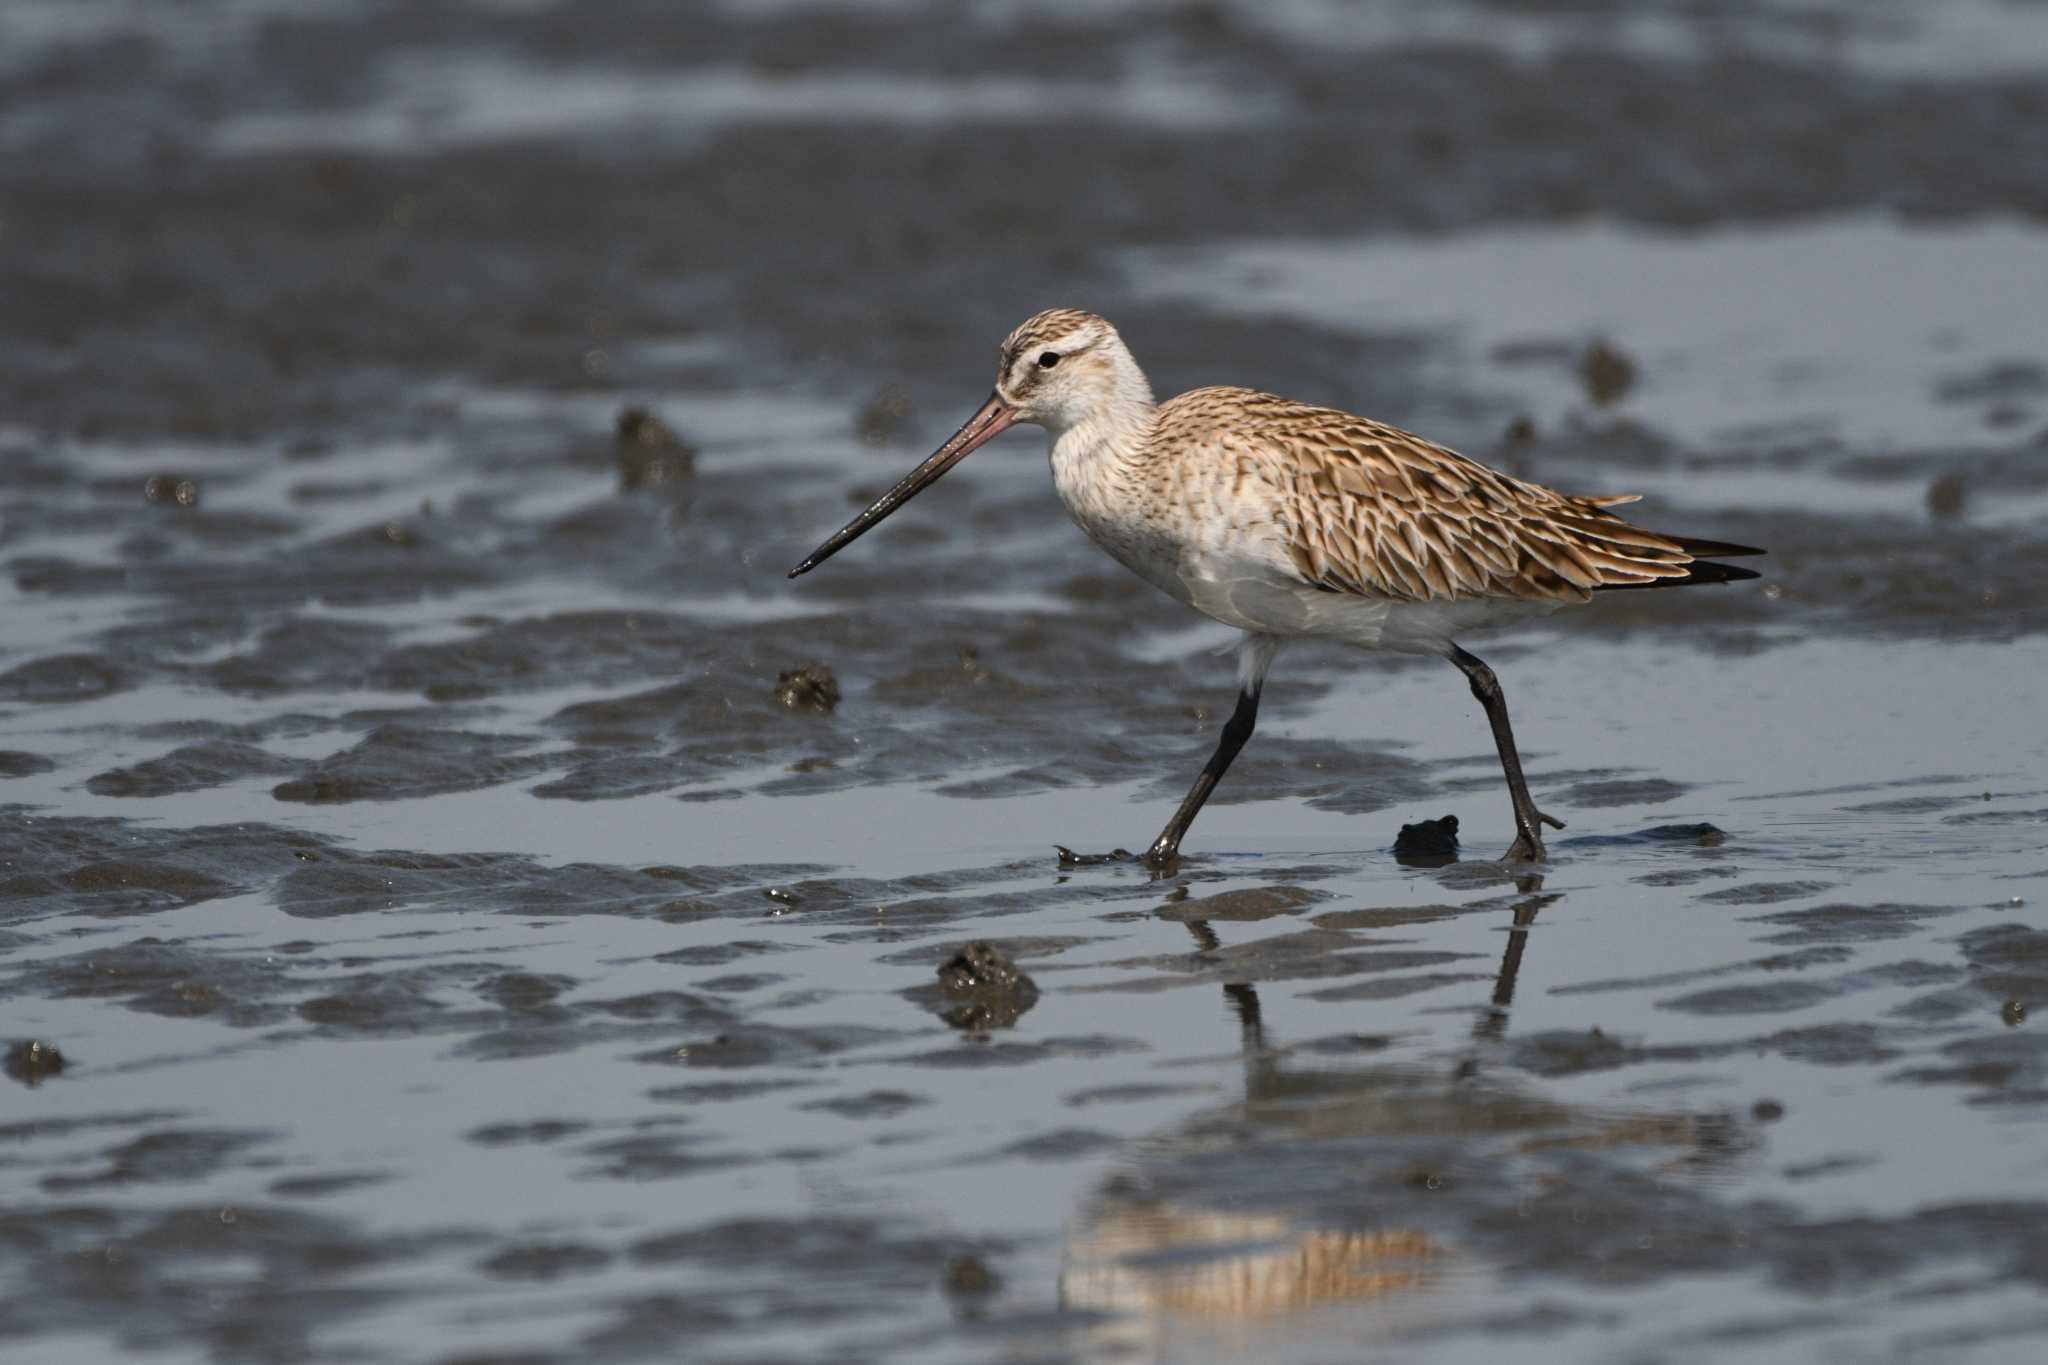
[1049,398,1153,512]
[1045,356,1157,504]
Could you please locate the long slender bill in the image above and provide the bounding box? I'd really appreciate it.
[787,391,1018,578]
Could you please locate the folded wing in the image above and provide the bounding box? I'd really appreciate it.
[1175,390,1765,603]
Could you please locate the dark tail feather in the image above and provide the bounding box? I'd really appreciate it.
[1674,535,1766,558]
[1599,559,1763,592]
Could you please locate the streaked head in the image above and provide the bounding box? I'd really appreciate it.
[787,308,1149,578]
[993,308,1138,431]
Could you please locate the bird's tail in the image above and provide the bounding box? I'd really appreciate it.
[1597,535,1766,592]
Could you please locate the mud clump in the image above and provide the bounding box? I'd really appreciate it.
[1639,823,1727,846]
[1926,471,1968,520]
[1394,814,1460,866]
[0,653,129,704]
[5,1040,68,1086]
[86,739,298,798]
[775,664,841,714]
[271,726,552,804]
[944,1252,1000,1298]
[143,474,201,508]
[856,383,914,445]
[1579,340,1638,407]
[1154,885,1322,923]
[911,943,1041,1031]
[614,407,696,491]
[937,943,1033,994]
[0,750,58,777]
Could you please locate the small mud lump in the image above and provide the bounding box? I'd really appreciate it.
[775,663,841,714]
[143,474,202,508]
[937,942,1031,993]
[5,1040,67,1086]
[944,1252,1000,1297]
[614,407,696,490]
[1925,471,1968,521]
[1637,822,1727,847]
[1394,814,1460,866]
[1578,340,1638,407]
[918,942,1040,1031]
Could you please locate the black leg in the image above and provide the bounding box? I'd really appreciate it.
[1057,636,1281,872]
[1473,888,1557,1042]
[1137,688,1261,867]
[1222,981,1282,1099]
[1054,688,1260,869]
[1449,645,1564,862]
[1223,981,1265,1037]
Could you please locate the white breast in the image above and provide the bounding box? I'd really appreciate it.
[1048,428,1193,606]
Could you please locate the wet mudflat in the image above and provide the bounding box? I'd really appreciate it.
[4,2,2048,1362]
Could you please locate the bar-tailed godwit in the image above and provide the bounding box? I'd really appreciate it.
[790,309,1762,864]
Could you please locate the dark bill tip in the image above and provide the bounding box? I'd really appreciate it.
[785,391,1017,580]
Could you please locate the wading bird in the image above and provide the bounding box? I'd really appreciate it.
[789,310,1761,864]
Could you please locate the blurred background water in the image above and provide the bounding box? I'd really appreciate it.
[3,2,2047,1362]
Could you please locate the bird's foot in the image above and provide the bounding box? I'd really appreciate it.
[1054,845,1135,868]
[1137,845,1181,872]
[1133,833,1190,872]
[1054,842,1182,873]
[1502,807,1566,860]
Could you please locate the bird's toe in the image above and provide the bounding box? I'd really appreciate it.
[1055,845,1136,868]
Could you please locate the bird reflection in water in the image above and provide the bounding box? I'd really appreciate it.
[1061,1206,1438,1326]
[1061,871,1752,1342]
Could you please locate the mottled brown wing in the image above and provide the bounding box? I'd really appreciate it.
[1206,391,1702,603]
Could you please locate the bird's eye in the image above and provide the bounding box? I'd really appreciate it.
[1037,351,1061,369]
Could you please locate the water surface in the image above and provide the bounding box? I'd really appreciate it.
[3,2,2046,1362]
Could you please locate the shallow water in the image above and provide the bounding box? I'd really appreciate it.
[1134,216,2048,450]
[4,2,2047,1362]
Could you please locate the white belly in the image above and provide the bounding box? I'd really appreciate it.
[1085,519,1559,657]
